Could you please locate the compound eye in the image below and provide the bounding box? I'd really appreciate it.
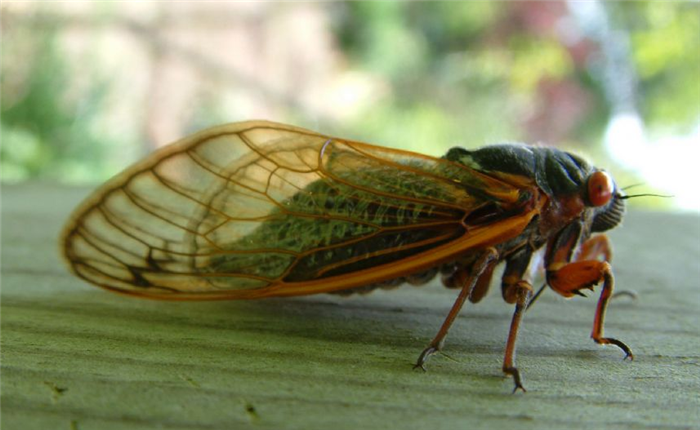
[587,171,614,207]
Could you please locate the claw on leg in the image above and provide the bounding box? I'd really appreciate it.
[548,260,634,361]
[594,337,634,361]
[413,345,439,371]
[413,249,498,372]
[503,366,527,393]
[502,280,533,394]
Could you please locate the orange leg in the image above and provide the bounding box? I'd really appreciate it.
[502,280,534,393]
[548,260,634,360]
[498,247,537,392]
[576,234,612,262]
[414,248,498,370]
[530,234,614,311]
[578,234,637,301]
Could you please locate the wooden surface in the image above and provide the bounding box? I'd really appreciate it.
[2,183,699,430]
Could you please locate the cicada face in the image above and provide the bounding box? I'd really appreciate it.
[590,188,626,233]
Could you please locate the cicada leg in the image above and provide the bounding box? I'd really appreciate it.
[502,280,533,393]
[500,248,536,393]
[547,259,634,361]
[572,234,634,350]
[578,235,637,302]
[529,234,613,312]
[413,248,499,371]
[576,234,612,262]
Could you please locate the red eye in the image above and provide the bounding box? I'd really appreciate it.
[587,171,614,207]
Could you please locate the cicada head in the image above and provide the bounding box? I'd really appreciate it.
[444,144,626,234]
[585,170,626,233]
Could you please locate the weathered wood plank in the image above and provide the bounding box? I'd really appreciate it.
[2,183,699,430]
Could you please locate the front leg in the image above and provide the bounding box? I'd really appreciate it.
[578,234,638,301]
[546,221,633,360]
[547,260,633,360]
[576,234,612,262]
[527,233,612,311]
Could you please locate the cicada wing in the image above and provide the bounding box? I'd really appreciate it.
[61,121,537,300]
[62,122,325,295]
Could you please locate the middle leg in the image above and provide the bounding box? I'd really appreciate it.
[500,247,536,392]
[502,280,533,393]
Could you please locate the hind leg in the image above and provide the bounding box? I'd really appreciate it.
[414,248,499,370]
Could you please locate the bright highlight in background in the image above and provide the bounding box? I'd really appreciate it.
[605,113,700,213]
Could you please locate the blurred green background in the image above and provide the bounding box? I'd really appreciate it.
[2,1,698,211]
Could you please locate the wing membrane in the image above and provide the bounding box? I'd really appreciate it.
[61,121,539,300]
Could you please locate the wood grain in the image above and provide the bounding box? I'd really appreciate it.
[2,183,699,430]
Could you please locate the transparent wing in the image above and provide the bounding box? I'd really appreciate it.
[61,121,538,300]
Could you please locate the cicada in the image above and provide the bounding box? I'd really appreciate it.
[61,120,632,392]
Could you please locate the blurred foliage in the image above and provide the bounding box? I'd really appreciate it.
[1,0,698,201]
[1,23,117,182]
[621,2,700,131]
[333,2,516,153]
[332,1,698,158]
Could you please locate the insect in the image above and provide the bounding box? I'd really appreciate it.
[61,120,633,392]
